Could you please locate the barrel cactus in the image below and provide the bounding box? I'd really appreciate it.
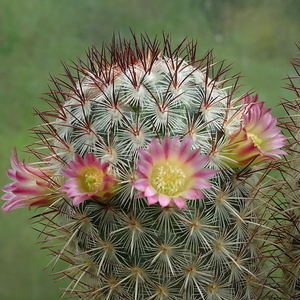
[274,43,300,299]
[1,34,287,299]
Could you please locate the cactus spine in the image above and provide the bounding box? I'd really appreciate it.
[1,34,288,299]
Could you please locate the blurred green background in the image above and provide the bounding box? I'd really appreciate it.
[0,0,299,299]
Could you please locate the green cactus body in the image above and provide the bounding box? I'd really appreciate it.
[3,35,287,299]
[276,44,300,299]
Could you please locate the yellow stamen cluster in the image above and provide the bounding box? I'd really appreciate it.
[150,162,187,196]
[83,169,104,192]
[249,133,262,148]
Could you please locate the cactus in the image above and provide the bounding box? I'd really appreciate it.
[274,43,300,299]
[1,34,288,299]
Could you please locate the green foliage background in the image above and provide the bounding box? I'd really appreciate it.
[0,0,299,299]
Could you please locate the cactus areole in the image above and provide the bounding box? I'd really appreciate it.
[1,34,287,299]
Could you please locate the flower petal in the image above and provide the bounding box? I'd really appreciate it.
[144,185,157,197]
[173,197,186,209]
[181,188,204,199]
[132,179,149,191]
[158,194,171,207]
[147,194,159,205]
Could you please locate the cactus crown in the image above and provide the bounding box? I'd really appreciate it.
[1,34,288,299]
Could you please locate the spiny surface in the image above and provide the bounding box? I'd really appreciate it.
[7,34,286,299]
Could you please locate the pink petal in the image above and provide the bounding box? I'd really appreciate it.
[2,200,24,213]
[135,169,147,179]
[10,149,20,170]
[100,162,109,173]
[271,149,287,155]
[137,149,152,164]
[70,161,82,171]
[193,178,213,189]
[133,178,149,191]
[179,137,193,158]
[135,191,145,198]
[66,187,82,197]
[192,155,209,168]
[147,194,159,205]
[14,171,31,182]
[184,148,203,164]
[181,188,204,199]
[2,192,14,201]
[173,197,186,209]
[6,169,17,180]
[62,178,78,189]
[158,194,171,207]
[193,169,217,180]
[73,195,87,205]
[75,153,85,165]
[169,136,180,158]
[12,186,43,196]
[162,136,172,159]
[144,185,157,197]
[149,138,164,159]
[61,168,77,178]
[2,183,13,193]
[137,160,152,176]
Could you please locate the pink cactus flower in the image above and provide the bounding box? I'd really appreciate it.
[133,136,217,209]
[1,149,54,213]
[221,95,286,167]
[61,152,118,205]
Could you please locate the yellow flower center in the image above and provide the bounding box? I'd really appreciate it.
[150,162,188,196]
[249,133,262,148]
[83,169,104,192]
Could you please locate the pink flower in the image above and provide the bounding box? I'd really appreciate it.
[61,152,118,205]
[1,149,55,213]
[133,136,217,209]
[221,95,286,167]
